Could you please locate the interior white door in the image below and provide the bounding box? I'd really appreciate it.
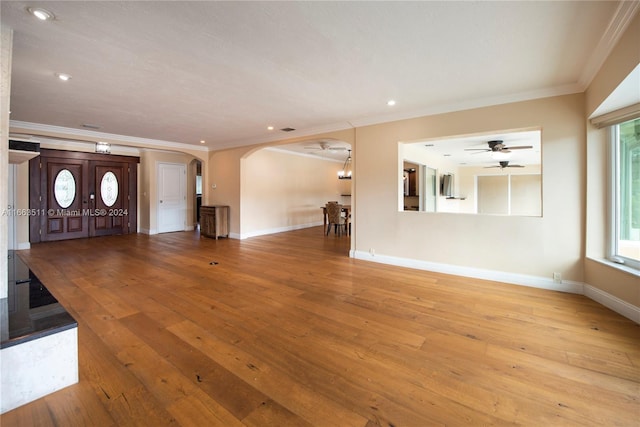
[157,162,186,233]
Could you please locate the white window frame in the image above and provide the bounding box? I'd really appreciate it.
[609,120,640,270]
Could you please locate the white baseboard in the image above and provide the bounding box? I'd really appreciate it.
[353,250,583,293]
[139,228,157,235]
[584,284,640,324]
[239,221,323,240]
[16,242,30,250]
[185,225,194,231]
[352,250,638,324]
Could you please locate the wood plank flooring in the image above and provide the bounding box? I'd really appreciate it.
[2,227,639,426]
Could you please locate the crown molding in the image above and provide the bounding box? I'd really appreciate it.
[578,1,640,89]
[265,146,343,163]
[9,120,210,153]
[212,121,355,151]
[348,82,583,128]
[37,137,141,155]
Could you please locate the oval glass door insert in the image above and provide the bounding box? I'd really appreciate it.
[54,169,76,208]
[100,171,118,207]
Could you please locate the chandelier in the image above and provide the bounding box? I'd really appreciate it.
[338,149,352,179]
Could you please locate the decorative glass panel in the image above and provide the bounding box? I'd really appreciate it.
[54,169,76,208]
[100,171,118,207]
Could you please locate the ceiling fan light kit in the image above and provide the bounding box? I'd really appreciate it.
[485,161,524,169]
[304,141,347,151]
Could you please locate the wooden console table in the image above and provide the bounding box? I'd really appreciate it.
[200,205,229,239]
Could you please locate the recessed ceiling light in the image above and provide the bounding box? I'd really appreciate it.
[267,126,274,131]
[387,100,396,106]
[27,7,54,21]
[200,140,206,144]
[56,73,71,81]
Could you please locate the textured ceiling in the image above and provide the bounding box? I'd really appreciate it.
[1,1,633,152]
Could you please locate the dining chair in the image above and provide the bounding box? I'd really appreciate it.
[325,202,346,236]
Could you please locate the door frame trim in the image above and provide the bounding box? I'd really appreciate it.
[156,161,187,234]
[29,148,139,243]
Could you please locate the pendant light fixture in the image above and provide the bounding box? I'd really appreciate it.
[338,149,352,180]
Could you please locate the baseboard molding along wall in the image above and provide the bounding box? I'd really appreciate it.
[239,221,324,240]
[583,284,640,324]
[352,250,639,324]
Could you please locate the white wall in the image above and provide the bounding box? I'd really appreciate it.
[240,148,346,238]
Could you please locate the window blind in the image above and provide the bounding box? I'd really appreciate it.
[590,103,640,129]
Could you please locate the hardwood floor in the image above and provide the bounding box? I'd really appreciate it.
[2,227,639,426]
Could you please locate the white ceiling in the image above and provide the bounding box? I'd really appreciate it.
[2,1,636,153]
[406,129,541,168]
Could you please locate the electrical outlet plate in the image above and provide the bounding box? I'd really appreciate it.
[553,272,562,283]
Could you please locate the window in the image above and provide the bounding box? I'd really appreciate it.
[611,117,640,269]
[196,175,203,195]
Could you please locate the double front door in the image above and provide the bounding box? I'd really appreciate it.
[30,149,139,242]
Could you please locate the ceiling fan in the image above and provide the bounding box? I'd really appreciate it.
[304,141,347,151]
[465,140,533,154]
[485,161,525,169]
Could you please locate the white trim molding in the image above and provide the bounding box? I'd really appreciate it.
[239,221,324,240]
[578,0,640,89]
[584,284,640,324]
[352,250,639,324]
[10,121,209,153]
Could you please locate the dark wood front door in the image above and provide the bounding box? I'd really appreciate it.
[41,157,89,241]
[90,161,129,237]
[30,149,139,243]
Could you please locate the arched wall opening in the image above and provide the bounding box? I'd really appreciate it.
[238,137,353,239]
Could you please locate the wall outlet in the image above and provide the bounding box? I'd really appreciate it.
[553,272,562,284]
[369,248,375,256]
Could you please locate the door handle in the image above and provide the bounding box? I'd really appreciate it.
[160,200,163,203]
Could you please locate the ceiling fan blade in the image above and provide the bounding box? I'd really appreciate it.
[508,164,525,168]
[327,147,347,151]
[505,145,533,150]
[464,148,490,151]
